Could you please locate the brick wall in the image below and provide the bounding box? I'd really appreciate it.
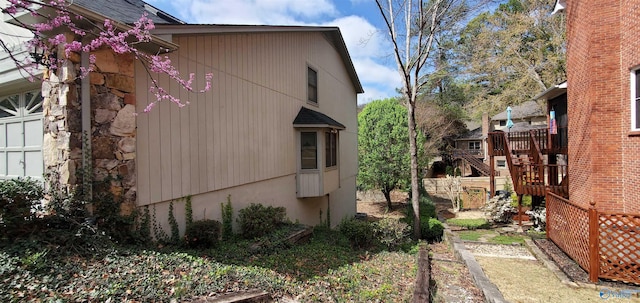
[621,0,640,213]
[566,0,640,213]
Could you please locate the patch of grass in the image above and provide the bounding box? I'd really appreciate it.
[510,194,532,207]
[490,234,526,245]
[526,230,547,239]
[446,218,490,230]
[456,230,495,242]
[300,250,417,302]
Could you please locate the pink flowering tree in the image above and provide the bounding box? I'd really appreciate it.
[1,0,212,112]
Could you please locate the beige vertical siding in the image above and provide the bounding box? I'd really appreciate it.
[298,172,321,197]
[136,30,358,227]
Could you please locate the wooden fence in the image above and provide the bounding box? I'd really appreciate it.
[546,192,640,285]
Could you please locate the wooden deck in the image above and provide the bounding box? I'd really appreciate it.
[488,129,568,198]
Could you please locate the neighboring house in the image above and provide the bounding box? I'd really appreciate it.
[490,100,547,132]
[2,0,362,232]
[452,121,489,177]
[488,0,640,285]
[452,101,547,178]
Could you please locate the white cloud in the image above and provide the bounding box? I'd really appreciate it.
[358,86,391,105]
[322,15,383,58]
[322,16,399,102]
[150,0,400,102]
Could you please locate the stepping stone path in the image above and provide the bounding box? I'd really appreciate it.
[464,242,536,260]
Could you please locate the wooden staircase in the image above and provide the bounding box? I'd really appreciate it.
[488,129,568,198]
[452,149,496,177]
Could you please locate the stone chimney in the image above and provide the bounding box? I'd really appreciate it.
[482,112,489,139]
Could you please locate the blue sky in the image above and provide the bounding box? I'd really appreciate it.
[144,0,401,104]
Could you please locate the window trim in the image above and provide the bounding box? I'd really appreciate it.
[307,65,318,105]
[631,67,640,132]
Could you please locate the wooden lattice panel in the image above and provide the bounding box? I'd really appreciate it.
[547,194,590,271]
[598,214,640,284]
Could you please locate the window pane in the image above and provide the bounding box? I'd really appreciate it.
[325,131,337,167]
[636,99,640,130]
[25,91,43,114]
[301,132,317,169]
[636,70,640,98]
[636,70,640,129]
[0,95,19,118]
[308,67,317,103]
[308,86,317,103]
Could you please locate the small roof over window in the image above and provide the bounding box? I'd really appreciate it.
[293,107,345,129]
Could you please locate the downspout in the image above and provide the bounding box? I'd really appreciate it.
[81,52,92,201]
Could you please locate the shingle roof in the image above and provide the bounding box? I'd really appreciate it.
[73,0,183,25]
[458,127,483,140]
[293,107,345,129]
[492,100,545,121]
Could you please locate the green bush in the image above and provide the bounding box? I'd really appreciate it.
[339,217,374,248]
[446,218,490,230]
[511,194,532,207]
[405,196,437,220]
[373,217,411,250]
[221,195,234,240]
[421,218,444,242]
[0,178,44,239]
[237,203,287,239]
[184,219,222,248]
[402,195,442,241]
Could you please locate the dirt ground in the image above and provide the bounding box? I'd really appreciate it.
[356,191,484,302]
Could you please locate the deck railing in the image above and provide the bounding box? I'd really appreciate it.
[547,192,640,284]
[511,163,568,197]
[488,128,568,156]
[488,130,568,197]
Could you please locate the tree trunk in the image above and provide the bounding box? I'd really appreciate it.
[408,103,421,240]
[412,243,431,302]
[382,188,393,210]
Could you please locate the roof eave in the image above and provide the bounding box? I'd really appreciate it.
[293,124,345,130]
[534,81,567,101]
[152,24,364,94]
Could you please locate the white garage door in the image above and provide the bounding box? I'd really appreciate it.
[0,90,43,180]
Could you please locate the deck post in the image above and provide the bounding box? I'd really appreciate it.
[489,155,495,198]
[517,194,523,226]
[545,192,550,238]
[588,202,599,283]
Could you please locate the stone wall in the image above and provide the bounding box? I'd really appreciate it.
[42,32,137,215]
[90,48,137,215]
[42,33,82,193]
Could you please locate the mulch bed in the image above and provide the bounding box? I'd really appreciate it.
[533,238,590,282]
[534,238,640,289]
